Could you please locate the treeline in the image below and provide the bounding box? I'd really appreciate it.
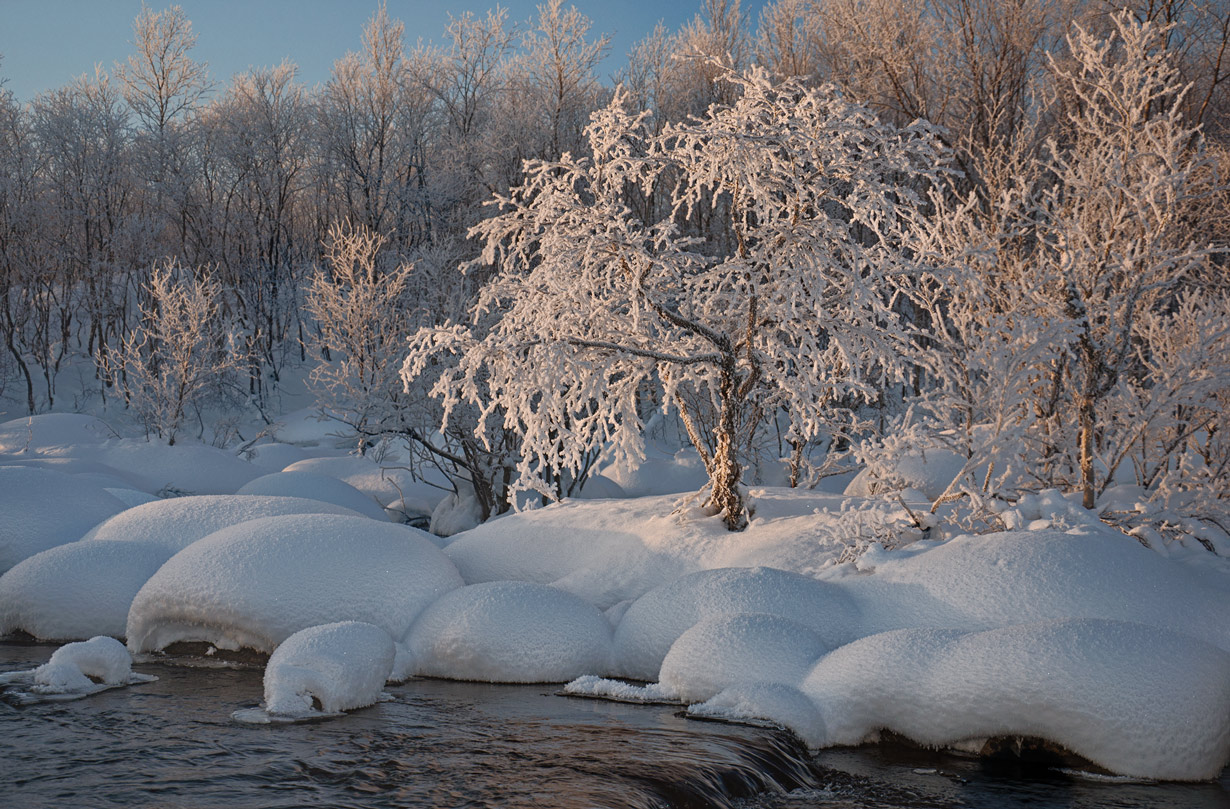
[2,0,1229,530]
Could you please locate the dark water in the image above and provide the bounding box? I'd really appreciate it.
[2,643,1228,809]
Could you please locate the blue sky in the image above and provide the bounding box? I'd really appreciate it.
[0,0,766,101]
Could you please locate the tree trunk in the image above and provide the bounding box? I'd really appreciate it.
[709,360,747,531]
[1078,395,1096,510]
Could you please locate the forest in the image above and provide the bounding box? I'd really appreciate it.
[2,0,1229,536]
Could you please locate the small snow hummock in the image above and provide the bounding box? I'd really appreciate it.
[0,466,127,575]
[688,683,828,748]
[233,622,395,724]
[127,514,464,654]
[236,471,390,522]
[404,581,613,683]
[0,636,157,701]
[613,567,860,680]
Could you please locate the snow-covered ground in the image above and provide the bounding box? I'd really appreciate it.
[2,411,1229,781]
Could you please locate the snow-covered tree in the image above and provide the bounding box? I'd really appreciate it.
[404,69,948,530]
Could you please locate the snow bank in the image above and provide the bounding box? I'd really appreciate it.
[127,514,463,654]
[798,619,1230,781]
[82,494,368,554]
[405,581,613,683]
[658,613,830,702]
[262,622,394,717]
[237,471,389,521]
[0,413,115,453]
[0,466,127,574]
[613,567,860,680]
[0,540,170,640]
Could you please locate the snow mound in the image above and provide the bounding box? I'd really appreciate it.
[0,413,116,453]
[261,621,394,717]
[237,471,389,521]
[576,474,627,499]
[244,442,312,472]
[429,486,484,537]
[0,466,127,574]
[281,455,425,508]
[843,447,965,501]
[0,636,158,700]
[847,530,1230,651]
[800,619,1230,781]
[0,540,170,640]
[81,494,368,554]
[659,613,830,702]
[127,514,463,654]
[599,447,709,498]
[613,567,860,680]
[688,683,827,747]
[92,441,263,495]
[405,581,613,683]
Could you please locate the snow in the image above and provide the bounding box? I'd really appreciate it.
[688,683,828,747]
[0,636,158,700]
[658,613,831,702]
[404,581,613,683]
[0,413,116,453]
[0,466,128,574]
[88,441,264,495]
[0,540,170,640]
[260,621,395,717]
[281,455,434,509]
[236,471,390,521]
[613,566,859,680]
[127,514,464,654]
[797,619,1230,781]
[81,494,371,554]
[429,486,485,537]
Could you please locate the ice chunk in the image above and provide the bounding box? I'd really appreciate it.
[405,581,612,683]
[0,466,127,574]
[659,613,830,702]
[127,514,463,654]
[237,471,390,521]
[261,621,395,717]
[800,619,1230,781]
[688,683,827,748]
[0,540,170,640]
[82,494,369,554]
[613,567,859,680]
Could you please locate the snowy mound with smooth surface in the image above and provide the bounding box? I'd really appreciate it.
[613,567,860,680]
[798,619,1230,781]
[688,683,827,747]
[405,581,613,683]
[597,446,709,497]
[89,441,264,495]
[0,413,116,453]
[127,514,463,653]
[262,621,394,717]
[0,540,170,640]
[843,448,966,501]
[0,466,127,574]
[659,613,831,702]
[0,636,158,698]
[82,494,368,554]
[282,455,429,509]
[237,471,389,521]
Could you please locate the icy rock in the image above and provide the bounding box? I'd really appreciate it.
[0,540,170,640]
[237,471,390,521]
[82,494,369,554]
[659,613,830,702]
[33,636,147,692]
[405,581,613,683]
[613,567,859,680]
[688,683,827,748]
[264,621,395,716]
[0,466,127,574]
[127,514,463,654]
[800,619,1230,781]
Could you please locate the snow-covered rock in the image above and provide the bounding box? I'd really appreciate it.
[127,514,464,654]
[0,413,116,453]
[613,567,860,680]
[237,471,389,521]
[263,621,395,716]
[688,683,827,747]
[0,540,170,640]
[798,619,1230,781]
[405,581,613,683]
[81,494,369,554]
[29,636,155,695]
[576,474,627,500]
[281,455,425,508]
[91,441,264,495]
[0,466,127,574]
[429,486,484,537]
[658,613,830,702]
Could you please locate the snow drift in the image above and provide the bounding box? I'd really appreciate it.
[261,621,395,717]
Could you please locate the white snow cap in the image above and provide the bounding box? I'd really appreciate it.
[81,494,369,554]
[33,636,148,693]
[659,613,831,702]
[237,471,390,521]
[613,567,860,680]
[126,514,464,654]
[0,466,127,574]
[798,619,1230,781]
[263,621,395,716]
[0,540,170,641]
[405,581,613,683]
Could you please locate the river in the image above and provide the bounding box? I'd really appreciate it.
[2,642,1227,808]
